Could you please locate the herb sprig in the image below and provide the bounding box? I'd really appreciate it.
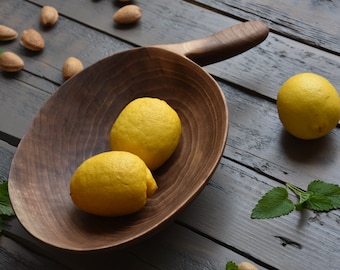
[226,261,239,270]
[251,180,340,219]
[0,181,15,233]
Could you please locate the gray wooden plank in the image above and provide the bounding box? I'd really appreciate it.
[221,78,340,189]
[3,218,263,270]
[0,234,68,270]
[0,141,15,179]
[1,0,134,85]
[178,157,340,269]
[193,0,340,54]
[0,73,51,139]
[209,33,340,101]
[14,0,340,101]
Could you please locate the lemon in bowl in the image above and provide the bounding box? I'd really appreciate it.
[277,73,340,140]
[109,97,182,170]
[70,151,157,217]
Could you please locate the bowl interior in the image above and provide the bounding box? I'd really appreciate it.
[9,47,228,251]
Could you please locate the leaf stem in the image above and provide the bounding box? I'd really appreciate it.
[286,183,305,196]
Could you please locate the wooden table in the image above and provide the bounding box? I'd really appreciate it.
[1,1,339,269]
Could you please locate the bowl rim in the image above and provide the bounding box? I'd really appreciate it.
[8,47,229,251]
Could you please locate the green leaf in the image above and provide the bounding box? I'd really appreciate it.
[0,181,14,216]
[295,191,313,211]
[226,261,239,270]
[0,49,3,55]
[251,187,295,219]
[305,193,334,211]
[308,180,340,208]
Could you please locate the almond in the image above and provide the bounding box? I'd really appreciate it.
[238,262,258,270]
[20,29,45,51]
[40,6,59,26]
[62,57,84,80]
[0,51,24,72]
[113,5,142,24]
[0,25,18,41]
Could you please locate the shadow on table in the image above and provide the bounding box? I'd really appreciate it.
[279,129,338,163]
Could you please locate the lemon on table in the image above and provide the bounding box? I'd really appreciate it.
[277,73,340,140]
[70,151,157,217]
[110,97,182,170]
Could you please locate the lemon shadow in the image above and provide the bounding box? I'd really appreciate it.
[279,128,337,163]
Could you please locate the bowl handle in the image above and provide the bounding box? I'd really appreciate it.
[153,21,269,66]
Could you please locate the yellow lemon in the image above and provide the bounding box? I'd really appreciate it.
[70,151,157,217]
[277,73,340,139]
[110,97,182,170]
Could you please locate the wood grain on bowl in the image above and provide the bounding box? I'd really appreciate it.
[9,47,228,250]
[8,21,269,251]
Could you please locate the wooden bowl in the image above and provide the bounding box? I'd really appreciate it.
[8,21,268,251]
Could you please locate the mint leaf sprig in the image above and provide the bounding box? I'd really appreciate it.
[226,261,239,270]
[251,180,340,219]
[0,181,15,233]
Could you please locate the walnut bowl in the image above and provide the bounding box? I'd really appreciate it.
[9,21,268,251]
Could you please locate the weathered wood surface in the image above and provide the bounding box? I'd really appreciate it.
[194,0,340,54]
[0,234,67,270]
[1,0,340,269]
[2,145,340,269]
[3,218,263,270]
[181,158,340,269]
[1,0,338,187]
[2,0,340,103]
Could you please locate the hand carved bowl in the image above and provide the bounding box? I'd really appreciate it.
[8,21,268,251]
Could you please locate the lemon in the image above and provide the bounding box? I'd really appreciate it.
[277,73,340,140]
[110,97,182,170]
[70,151,157,217]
